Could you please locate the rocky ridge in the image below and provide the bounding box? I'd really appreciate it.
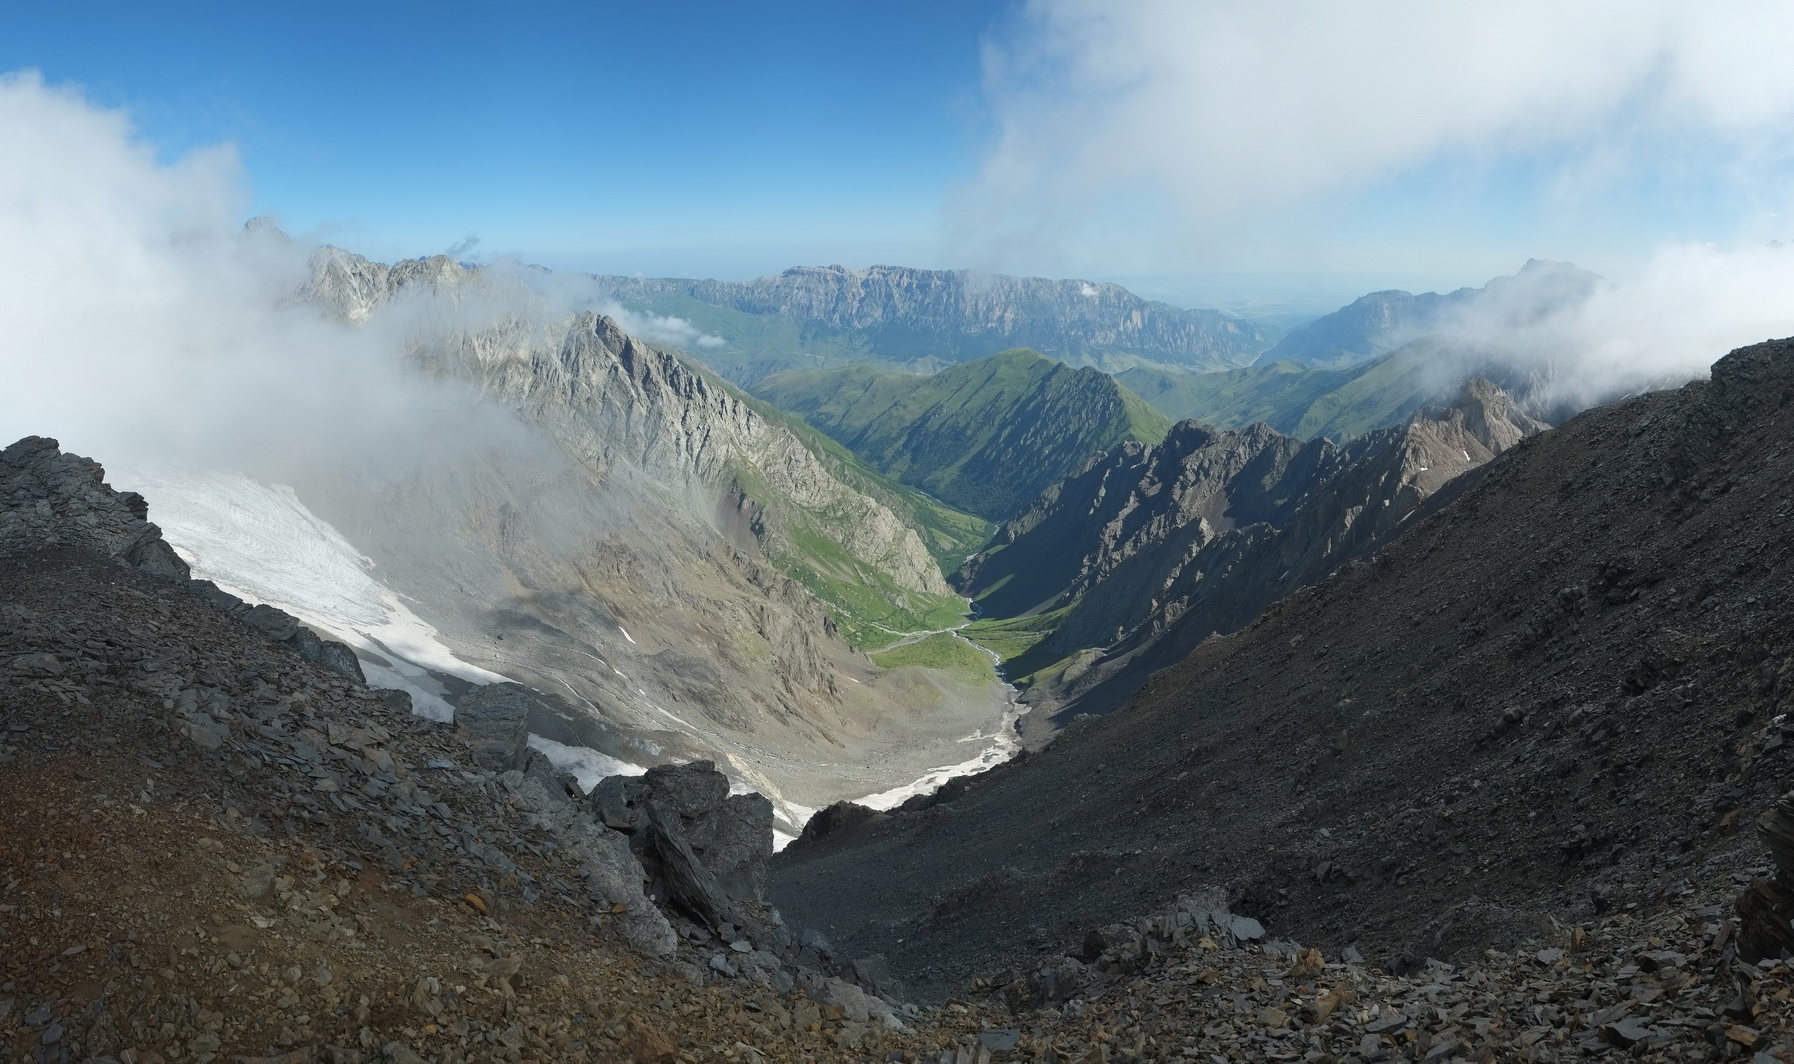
[308,248,952,605]
[961,379,1547,734]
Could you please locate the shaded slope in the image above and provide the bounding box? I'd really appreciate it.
[752,348,1171,522]
[771,338,1794,1000]
[959,380,1545,726]
[593,266,1281,382]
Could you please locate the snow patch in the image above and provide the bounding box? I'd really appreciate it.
[113,463,509,717]
[526,735,647,793]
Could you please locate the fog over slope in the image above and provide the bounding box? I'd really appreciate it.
[0,73,1020,840]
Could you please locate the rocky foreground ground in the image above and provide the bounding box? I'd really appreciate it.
[7,421,1794,1064]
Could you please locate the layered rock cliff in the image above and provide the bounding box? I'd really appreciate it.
[591,264,1279,378]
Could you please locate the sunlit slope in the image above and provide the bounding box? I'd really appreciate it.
[751,348,1171,522]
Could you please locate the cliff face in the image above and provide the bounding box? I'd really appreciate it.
[310,249,953,607]
[592,264,1280,375]
[961,379,1548,732]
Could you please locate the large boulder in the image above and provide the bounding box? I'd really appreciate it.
[593,760,777,928]
[500,769,678,957]
[457,683,540,772]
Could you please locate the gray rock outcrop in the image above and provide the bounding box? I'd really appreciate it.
[0,436,366,681]
[0,435,191,579]
[456,683,540,773]
[594,760,776,917]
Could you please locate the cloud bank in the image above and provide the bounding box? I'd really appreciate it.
[0,72,726,474]
[966,1,1794,258]
[0,71,453,469]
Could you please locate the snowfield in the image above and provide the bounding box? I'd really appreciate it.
[111,463,508,719]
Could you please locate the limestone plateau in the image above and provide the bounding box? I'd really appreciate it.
[590,264,1281,380]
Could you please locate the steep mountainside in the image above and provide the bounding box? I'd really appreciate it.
[959,380,1547,733]
[308,248,961,640]
[98,246,1023,833]
[590,265,1281,382]
[10,436,1785,1063]
[1252,259,1599,368]
[771,338,1794,1001]
[751,349,1171,522]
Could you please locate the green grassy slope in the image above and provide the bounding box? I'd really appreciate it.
[751,349,1171,522]
[1118,340,1449,442]
[869,632,998,686]
[670,354,983,647]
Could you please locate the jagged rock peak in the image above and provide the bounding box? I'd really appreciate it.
[0,436,190,580]
[1437,376,1551,454]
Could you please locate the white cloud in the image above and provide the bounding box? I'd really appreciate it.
[962,1,1794,270]
[601,306,727,350]
[0,71,448,469]
[0,72,728,473]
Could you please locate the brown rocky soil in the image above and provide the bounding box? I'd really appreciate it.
[0,549,974,1063]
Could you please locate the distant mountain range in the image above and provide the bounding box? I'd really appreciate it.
[750,349,1170,523]
[1113,261,1605,441]
[590,265,1282,382]
[1251,259,1599,369]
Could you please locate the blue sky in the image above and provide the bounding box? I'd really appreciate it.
[2,1,1007,277]
[7,2,1794,315]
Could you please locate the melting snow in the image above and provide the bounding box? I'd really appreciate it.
[526,735,647,792]
[853,702,1023,812]
[112,463,508,719]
